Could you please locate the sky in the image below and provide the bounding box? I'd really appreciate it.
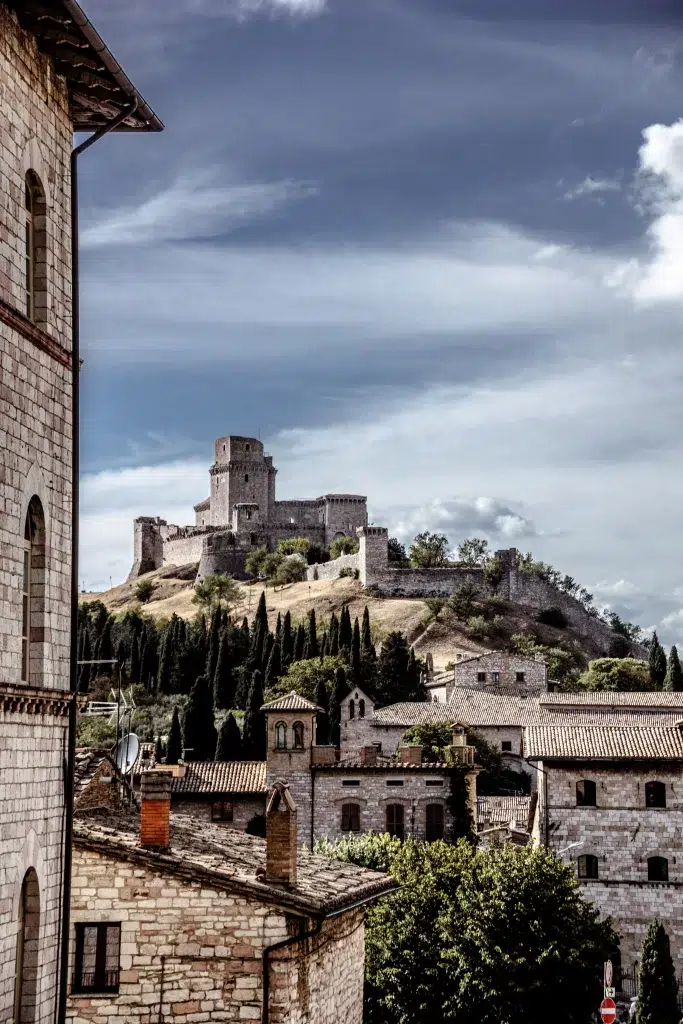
[78,0,683,644]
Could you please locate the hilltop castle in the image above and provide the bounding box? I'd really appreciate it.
[127,435,368,581]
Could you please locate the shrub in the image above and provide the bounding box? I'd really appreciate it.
[306,544,329,565]
[577,657,652,692]
[278,537,310,556]
[272,557,307,587]
[536,607,569,629]
[483,555,505,590]
[245,547,269,578]
[466,614,507,641]
[330,536,360,559]
[338,566,359,579]
[192,574,241,612]
[424,598,446,621]
[134,578,155,603]
[448,581,477,620]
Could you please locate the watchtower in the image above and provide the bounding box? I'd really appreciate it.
[209,435,276,527]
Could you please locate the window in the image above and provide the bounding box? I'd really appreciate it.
[341,803,360,832]
[342,780,360,787]
[386,804,404,840]
[645,781,666,809]
[577,855,599,879]
[426,779,443,787]
[73,924,121,994]
[244,474,249,482]
[292,721,305,749]
[501,741,512,752]
[245,510,252,521]
[14,870,40,1024]
[275,722,287,750]
[349,699,355,720]
[387,779,404,787]
[492,671,500,682]
[648,856,669,882]
[576,780,596,807]
[516,672,525,683]
[425,803,444,842]
[21,538,30,683]
[250,533,257,546]
[477,672,486,682]
[246,444,250,451]
[22,498,45,686]
[211,801,234,822]
[359,699,365,718]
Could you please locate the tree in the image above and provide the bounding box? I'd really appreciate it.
[308,609,319,659]
[154,735,164,764]
[361,606,376,661]
[636,920,679,1024]
[408,531,450,568]
[264,640,282,692]
[576,657,652,692]
[424,598,446,622]
[457,537,489,566]
[272,558,307,586]
[213,633,235,710]
[329,536,359,559]
[278,537,310,556]
[129,634,140,685]
[156,634,172,695]
[78,629,91,692]
[166,706,183,764]
[315,679,330,744]
[447,580,478,620]
[135,578,155,603]
[338,605,352,655]
[376,631,421,706]
[261,551,285,583]
[293,623,306,662]
[245,546,269,578]
[350,618,362,686]
[281,610,294,665]
[192,574,241,613]
[387,537,409,567]
[182,676,217,761]
[254,591,269,634]
[242,670,266,760]
[329,666,347,747]
[215,712,243,761]
[205,608,221,682]
[649,632,667,689]
[280,656,347,703]
[665,645,683,692]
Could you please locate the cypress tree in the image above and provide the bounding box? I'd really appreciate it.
[282,611,294,665]
[78,629,91,692]
[213,633,235,710]
[263,632,274,673]
[182,675,217,762]
[339,606,352,656]
[275,612,282,645]
[254,591,268,634]
[242,671,266,760]
[139,637,154,692]
[154,735,164,764]
[350,618,362,685]
[329,618,339,657]
[215,712,243,761]
[129,634,140,685]
[636,920,679,1024]
[264,641,282,692]
[156,635,172,695]
[361,606,376,661]
[308,609,319,659]
[320,631,329,660]
[97,618,114,670]
[249,618,267,674]
[377,631,412,705]
[665,646,683,692]
[329,666,347,747]
[315,679,330,744]
[649,632,667,689]
[206,608,221,681]
[166,706,183,764]
[116,639,127,681]
[293,623,306,662]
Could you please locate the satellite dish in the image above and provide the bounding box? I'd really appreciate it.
[113,733,140,775]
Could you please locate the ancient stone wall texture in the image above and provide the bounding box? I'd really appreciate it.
[452,652,547,694]
[172,796,266,830]
[1,10,75,1024]
[67,848,365,1024]
[536,761,683,968]
[322,498,367,546]
[306,552,359,582]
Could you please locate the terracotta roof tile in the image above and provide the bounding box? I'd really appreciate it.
[477,795,531,828]
[524,725,683,760]
[168,761,267,796]
[540,692,683,707]
[261,691,323,713]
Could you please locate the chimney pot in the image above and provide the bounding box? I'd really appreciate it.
[140,770,172,848]
[265,782,297,888]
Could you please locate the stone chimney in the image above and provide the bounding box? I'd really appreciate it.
[265,782,297,888]
[397,745,422,765]
[140,770,172,848]
[360,745,378,766]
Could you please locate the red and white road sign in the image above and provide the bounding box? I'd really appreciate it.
[604,960,613,989]
[600,998,617,1024]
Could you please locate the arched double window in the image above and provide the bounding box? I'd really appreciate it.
[275,722,287,750]
[292,721,305,750]
[349,699,355,720]
[341,803,360,832]
[24,172,46,324]
[22,498,46,685]
[578,855,599,880]
[576,780,596,807]
[645,781,666,808]
[14,869,40,1024]
[648,856,668,882]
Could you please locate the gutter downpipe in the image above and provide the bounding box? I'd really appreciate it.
[261,887,400,1024]
[524,757,549,850]
[57,98,139,1024]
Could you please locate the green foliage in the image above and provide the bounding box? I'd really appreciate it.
[329,665,347,747]
[483,555,505,590]
[306,543,329,566]
[166,706,182,763]
[314,832,402,872]
[466,613,507,641]
[315,679,330,744]
[408,531,450,568]
[338,566,359,579]
[245,547,269,578]
[329,535,360,559]
[665,645,683,692]
[606,612,644,644]
[278,537,310,555]
[376,631,423,707]
[134,578,155,603]
[536,606,569,629]
[457,537,489,566]
[76,714,116,749]
[182,676,217,761]
[279,655,348,703]
[447,580,478,620]
[213,632,235,710]
[424,597,446,622]
[447,764,475,843]
[260,552,285,582]
[400,722,452,763]
[649,632,667,689]
[636,921,679,1024]
[510,633,582,688]
[242,670,266,760]
[192,574,240,612]
[215,712,243,761]
[272,557,307,586]
[387,538,409,567]
[576,657,653,692]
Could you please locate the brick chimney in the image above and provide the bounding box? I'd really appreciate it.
[360,745,378,766]
[140,770,172,848]
[265,782,297,888]
[398,745,422,765]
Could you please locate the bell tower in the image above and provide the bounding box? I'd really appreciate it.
[262,691,323,846]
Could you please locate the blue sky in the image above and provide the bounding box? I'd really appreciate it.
[78,0,683,644]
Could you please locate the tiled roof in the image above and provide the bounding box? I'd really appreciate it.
[170,761,266,796]
[540,692,683,707]
[320,760,451,771]
[73,809,396,916]
[373,702,461,726]
[524,725,683,761]
[74,749,116,795]
[477,795,531,829]
[261,691,323,713]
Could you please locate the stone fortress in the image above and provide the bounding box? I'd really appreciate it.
[127,435,368,581]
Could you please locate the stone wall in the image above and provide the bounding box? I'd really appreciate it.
[306,552,359,582]
[172,796,265,830]
[452,652,547,695]
[68,846,366,1024]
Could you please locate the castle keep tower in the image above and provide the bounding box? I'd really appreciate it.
[208,436,275,528]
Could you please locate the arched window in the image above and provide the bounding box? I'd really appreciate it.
[645,781,666,809]
[275,722,287,750]
[359,699,365,718]
[576,780,596,807]
[341,803,360,832]
[22,498,46,685]
[648,856,669,882]
[386,804,405,840]
[292,721,304,750]
[425,803,444,842]
[24,172,46,323]
[349,699,355,720]
[577,855,599,879]
[14,869,40,1024]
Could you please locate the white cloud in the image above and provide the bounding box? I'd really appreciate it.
[384,498,537,551]
[81,173,316,249]
[563,175,621,201]
[182,0,326,17]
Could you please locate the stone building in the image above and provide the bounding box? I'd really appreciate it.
[0,4,160,1023]
[169,760,267,830]
[425,650,549,702]
[525,723,683,976]
[68,773,395,1024]
[127,435,367,581]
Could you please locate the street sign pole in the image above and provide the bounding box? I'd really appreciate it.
[600,998,617,1024]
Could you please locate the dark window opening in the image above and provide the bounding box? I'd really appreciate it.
[576,780,596,807]
[211,801,234,822]
[477,672,486,682]
[387,779,404,787]
[359,699,365,718]
[14,869,40,1024]
[386,803,405,840]
[501,741,512,752]
[425,803,444,842]
[349,699,355,720]
[341,803,360,832]
[246,444,250,451]
[645,781,666,809]
[24,171,46,324]
[244,474,249,482]
[250,533,257,546]
[426,780,444,787]
[73,923,121,994]
[342,780,360,787]
[516,672,525,682]
[648,856,669,882]
[292,721,305,749]
[578,854,599,879]
[275,722,287,750]
[492,671,500,682]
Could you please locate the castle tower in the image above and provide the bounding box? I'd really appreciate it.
[209,436,275,527]
[262,691,323,847]
[357,526,389,586]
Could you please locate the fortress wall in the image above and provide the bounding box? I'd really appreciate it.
[306,552,360,581]
[508,571,622,653]
[366,565,490,598]
[324,497,368,543]
[163,533,206,567]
